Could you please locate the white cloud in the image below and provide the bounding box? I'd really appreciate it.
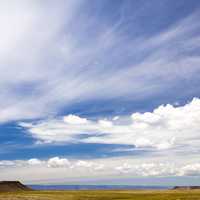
[1,156,200,183]
[0,1,199,123]
[115,163,132,174]
[113,116,119,121]
[20,98,200,154]
[0,1,199,185]
[134,138,153,148]
[98,120,113,127]
[75,160,93,168]
[179,163,200,176]
[47,157,71,168]
[63,115,89,125]
[0,160,15,167]
[131,112,161,125]
[16,97,200,183]
[115,162,179,177]
[28,158,42,166]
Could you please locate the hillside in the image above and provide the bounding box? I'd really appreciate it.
[0,181,32,192]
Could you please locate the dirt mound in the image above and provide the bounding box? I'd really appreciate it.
[0,181,32,192]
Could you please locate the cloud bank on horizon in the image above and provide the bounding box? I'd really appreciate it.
[0,0,200,184]
[1,156,200,184]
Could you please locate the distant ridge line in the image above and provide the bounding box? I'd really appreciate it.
[173,186,200,190]
[29,184,170,190]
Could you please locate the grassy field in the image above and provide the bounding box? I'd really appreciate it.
[1,190,200,200]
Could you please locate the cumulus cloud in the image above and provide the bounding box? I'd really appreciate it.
[0,160,15,167]
[28,158,43,166]
[0,157,104,172]
[75,160,93,168]
[20,98,200,155]
[115,163,177,177]
[115,163,132,174]
[178,163,200,176]
[47,157,71,168]
[63,115,89,125]
[98,120,113,128]
[2,156,200,183]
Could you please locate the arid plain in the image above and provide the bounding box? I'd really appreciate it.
[1,190,200,200]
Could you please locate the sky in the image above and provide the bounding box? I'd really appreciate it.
[0,0,200,185]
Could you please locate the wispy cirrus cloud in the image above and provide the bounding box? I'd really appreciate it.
[0,1,200,122]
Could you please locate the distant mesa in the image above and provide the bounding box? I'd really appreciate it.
[173,186,200,190]
[0,181,32,192]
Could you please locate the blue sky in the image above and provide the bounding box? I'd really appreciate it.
[0,0,200,185]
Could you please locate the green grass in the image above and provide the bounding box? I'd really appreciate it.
[0,190,200,200]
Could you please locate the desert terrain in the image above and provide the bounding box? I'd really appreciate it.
[1,190,200,200]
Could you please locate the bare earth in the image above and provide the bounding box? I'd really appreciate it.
[1,190,200,200]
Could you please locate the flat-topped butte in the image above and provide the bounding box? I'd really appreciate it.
[0,181,32,192]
